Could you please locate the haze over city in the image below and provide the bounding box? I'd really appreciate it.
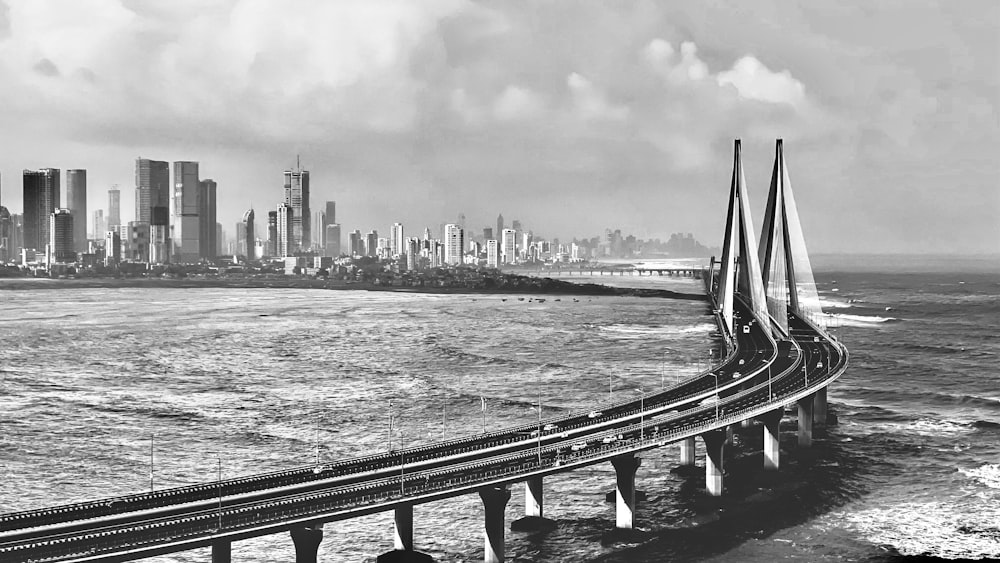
[0,0,996,253]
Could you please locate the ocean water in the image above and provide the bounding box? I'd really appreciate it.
[0,257,997,562]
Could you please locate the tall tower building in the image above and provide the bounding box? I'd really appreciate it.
[276,204,293,258]
[486,239,499,268]
[325,224,341,257]
[496,213,504,240]
[241,208,255,259]
[365,230,378,257]
[319,201,335,250]
[92,210,105,240]
[66,169,87,253]
[444,224,464,266]
[49,208,74,262]
[107,186,121,230]
[283,161,310,251]
[325,201,336,224]
[313,210,326,248]
[349,230,363,256]
[171,161,200,262]
[390,222,404,257]
[135,158,169,224]
[23,168,60,251]
[501,228,516,264]
[104,229,120,266]
[198,179,217,259]
[267,211,277,257]
[0,206,11,263]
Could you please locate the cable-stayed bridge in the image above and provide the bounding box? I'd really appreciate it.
[0,139,848,563]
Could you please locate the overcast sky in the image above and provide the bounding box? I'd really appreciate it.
[0,0,996,253]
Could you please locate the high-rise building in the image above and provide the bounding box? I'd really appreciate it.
[92,210,105,240]
[325,201,336,225]
[267,211,277,257]
[171,161,200,262]
[283,162,310,251]
[65,169,87,253]
[276,204,293,258]
[10,213,22,259]
[23,168,60,251]
[486,239,499,268]
[390,222,404,257]
[198,179,217,259]
[49,209,74,263]
[511,219,522,232]
[135,158,169,224]
[325,224,341,257]
[365,231,378,257]
[313,210,326,249]
[483,227,493,241]
[349,230,363,257]
[501,228,516,264]
[107,186,121,231]
[123,221,150,262]
[496,214,504,240]
[443,224,464,266]
[104,230,121,266]
[0,206,11,263]
[216,223,224,256]
[241,209,255,258]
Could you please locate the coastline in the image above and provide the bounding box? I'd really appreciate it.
[0,276,707,301]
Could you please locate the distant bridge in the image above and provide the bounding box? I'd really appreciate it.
[0,139,846,563]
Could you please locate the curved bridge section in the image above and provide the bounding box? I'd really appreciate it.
[0,139,848,563]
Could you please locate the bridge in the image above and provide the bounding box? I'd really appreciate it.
[0,139,847,563]
[521,265,703,278]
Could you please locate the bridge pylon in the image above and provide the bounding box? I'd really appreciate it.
[758,139,823,336]
[715,139,770,338]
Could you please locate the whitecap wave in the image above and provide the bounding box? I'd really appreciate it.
[842,417,971,437]
[961,464,1000,490]
[597,323,715,338]
[818,312,897,328]
[839,501,1000,559]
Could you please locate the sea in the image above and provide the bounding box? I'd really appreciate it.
[0,254,997,562]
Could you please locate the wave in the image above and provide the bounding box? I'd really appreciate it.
[596,323,715,338]
[839,501,1000,559]
[841,417,974,437]
[961,463,1000,490]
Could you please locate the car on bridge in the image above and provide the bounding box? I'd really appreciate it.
[588,411,603,419]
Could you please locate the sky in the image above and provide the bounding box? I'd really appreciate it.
[0,0,996,254]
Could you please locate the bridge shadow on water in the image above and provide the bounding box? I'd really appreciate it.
[524,412,882,562]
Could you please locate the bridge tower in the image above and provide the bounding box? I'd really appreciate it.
[715,139,770,338]
[758,139,823,336]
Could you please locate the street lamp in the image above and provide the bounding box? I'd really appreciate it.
[709,372,720,421]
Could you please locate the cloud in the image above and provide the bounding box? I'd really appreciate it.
[717,56,806,106]
[492,85,544,121]
[32,57,58,76]
[566,72,629,121]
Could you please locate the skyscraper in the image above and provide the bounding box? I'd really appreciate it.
[198,179,217,260]
[486,239,499,268]
[496,213,504,240]
[501,228,516,264]
[325,201,336,224]
[283,161,310,251]
[107,186,121,231]
[0,206,11,263]
[23,168,60,251]
[391,222,404,257]
[313,210,326,249]
[276,204,293,258]
[241,208,255,259]
[171,161,200,262]
[325,224,341,257]
[349,230,363,256]
[49,209,74,263]
[104,229,120,266]
[444,224,464,266]
[365,230,378,257]
[92,210,104,240]
[267,211,277,257]
[66,169,87,253]
[135,158,169,224]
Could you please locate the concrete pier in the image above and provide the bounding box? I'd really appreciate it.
[760,408,783,471]
[479,486,511,563]
[702,430,726,496]
[211,541,230,563]
[290,523,324,563]
[377,504,434,562]
[525,477,542,518]
[611,453,641,529]
[814,386,828,426]
[679,437,696,466]
[798,395,815,447]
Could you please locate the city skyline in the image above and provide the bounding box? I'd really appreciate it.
[0,2,995,254]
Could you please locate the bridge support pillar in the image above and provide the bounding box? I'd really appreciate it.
[479,485,511,563]
[814,387,828,426]
[611,453,641,529]
[798,396,815,447]
[525,476,543,517]
[211,541,231,563]
[702,430,726,496]
[290,523,324,563]
[760,408,783,471]
[377,504,434,562]
[679,437,696,466]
